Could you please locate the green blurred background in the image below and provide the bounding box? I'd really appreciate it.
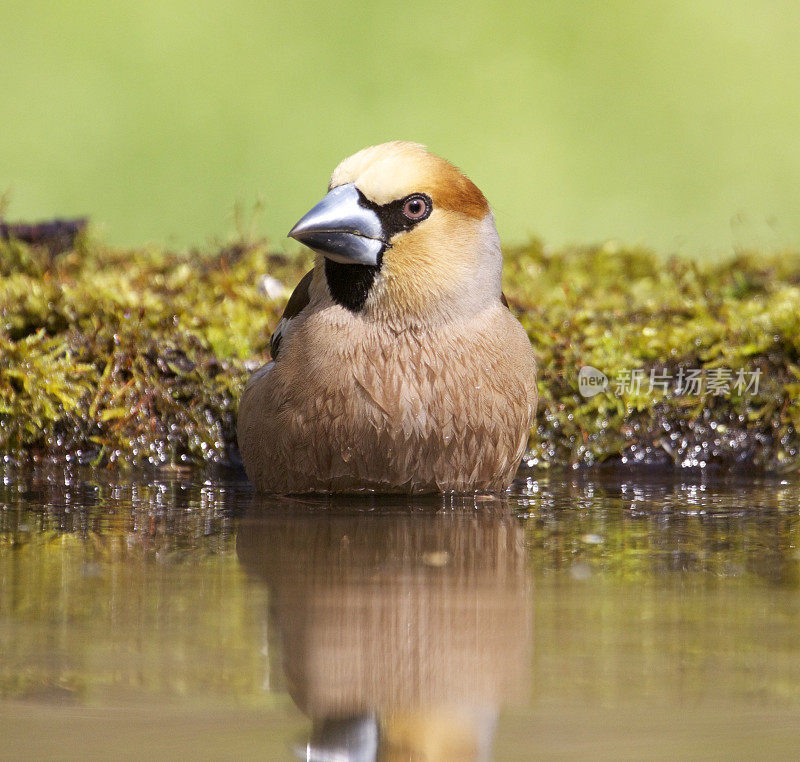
[1,0,798,255]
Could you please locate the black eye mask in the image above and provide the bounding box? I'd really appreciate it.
[356,190,433,239]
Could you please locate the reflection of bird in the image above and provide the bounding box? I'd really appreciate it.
[236,499,531,762]
[238,142,537,493]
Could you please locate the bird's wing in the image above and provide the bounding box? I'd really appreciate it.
[501,292,509,309]
[270,269,314,360]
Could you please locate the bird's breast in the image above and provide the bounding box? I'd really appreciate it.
[239,306,536,492]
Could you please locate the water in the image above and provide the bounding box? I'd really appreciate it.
[2,463,800,759]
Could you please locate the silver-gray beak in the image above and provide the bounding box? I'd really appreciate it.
[287,183,385,266]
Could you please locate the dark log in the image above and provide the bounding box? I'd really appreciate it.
[0,217,88,255]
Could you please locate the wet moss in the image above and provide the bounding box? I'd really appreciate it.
[506,239,800,470]
[1,231,799,471]
[1,234,311,466]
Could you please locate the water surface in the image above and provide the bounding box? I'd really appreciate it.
[1,464,799,759]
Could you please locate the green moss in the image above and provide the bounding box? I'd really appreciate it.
[506,239,800,470]
[1,231,799,470]
[0,235,310,465]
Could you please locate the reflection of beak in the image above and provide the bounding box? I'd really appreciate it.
[288,183,385,266]
[295,715,379,762]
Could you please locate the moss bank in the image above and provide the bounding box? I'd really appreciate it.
[1,231,799,471]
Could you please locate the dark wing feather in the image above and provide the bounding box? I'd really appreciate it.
[270,269,314,360]
[501,292,509,309]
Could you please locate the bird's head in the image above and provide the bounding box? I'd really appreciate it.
[288,142,502,323]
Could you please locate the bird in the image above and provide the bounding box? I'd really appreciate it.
[237,141,537,494]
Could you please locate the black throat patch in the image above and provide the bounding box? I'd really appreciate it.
[322,188,432,313]
[324,259,380,313]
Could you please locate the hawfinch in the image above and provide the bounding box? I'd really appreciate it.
[238,142,537,493]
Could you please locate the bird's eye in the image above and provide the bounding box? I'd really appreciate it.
[401,195,431,221]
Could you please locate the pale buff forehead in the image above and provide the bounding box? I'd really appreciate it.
[330,142,433,202]
[329,141,489,218]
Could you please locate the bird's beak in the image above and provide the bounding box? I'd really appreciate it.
[287,183,385,266]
